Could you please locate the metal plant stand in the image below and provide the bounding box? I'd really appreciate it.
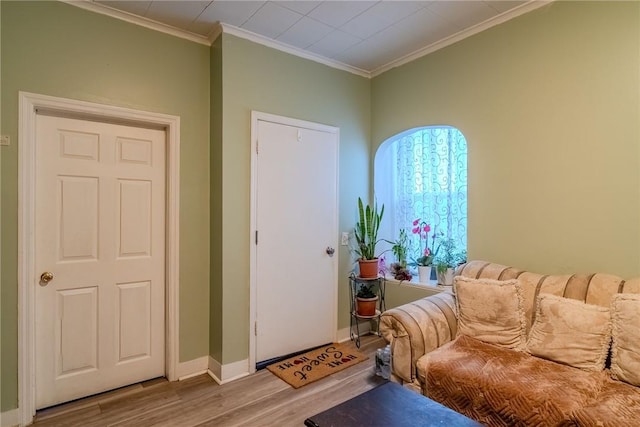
[348,273,386,348]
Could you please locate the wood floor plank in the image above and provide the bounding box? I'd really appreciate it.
[34,383,144,422]
[257,371,387,426]
[32,405,103,427]
[200,367,386,426]
[86,384,182,427]
[111,370,291,427]
[31,335,387,427]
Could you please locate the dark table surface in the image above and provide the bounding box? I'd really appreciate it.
[304,381,483,427]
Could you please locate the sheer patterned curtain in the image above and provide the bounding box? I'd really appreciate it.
[382,127,467,262]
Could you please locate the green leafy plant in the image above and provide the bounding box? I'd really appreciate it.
[356,283,377,298]
[389,229,409,268]
[434,238,466,273]
[354,197,384,260]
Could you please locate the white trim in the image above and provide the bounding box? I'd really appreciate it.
[178,370,209,382]
[251,111,341,135]
[382,275,445,297]
[63,2,367,77]
[207,357,250,385]
[207,356,222,383]
[249,111,340,374]
[176,356,209,381]
[18,92,180,426]
[219,23,370,78]
[208,22,223,45]
[64,0,551,78]
[336,324,372,344]
[63,1,210,46]
[371,0,554,77]
[0,408,20,427]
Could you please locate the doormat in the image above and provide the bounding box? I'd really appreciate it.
[266,343,368,389]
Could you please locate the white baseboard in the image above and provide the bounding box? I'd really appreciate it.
[207,356,222,383]
[207,357,250,385]
[0,357,210,427]
[0,356,226,427]
[176,356,209,381]
[1,408,20,427]
[337,322,372,343]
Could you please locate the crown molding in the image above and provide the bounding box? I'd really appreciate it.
[63,1,211,46]
[371,0,554,77]
[64,0,552,79]
[208,22,223,44]
[63,1,369,77]
[218,23,371,78]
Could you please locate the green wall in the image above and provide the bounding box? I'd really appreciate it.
[372,1,640,277]
[1,1,210,411]
[209,36,223,362]
[214,34,370,364]
[384,283,441,309]
[3,0,638,415]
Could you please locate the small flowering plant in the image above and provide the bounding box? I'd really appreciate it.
[390,228,409,268]
[410,218,439,267]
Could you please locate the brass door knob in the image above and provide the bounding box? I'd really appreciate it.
[40,272,54,284]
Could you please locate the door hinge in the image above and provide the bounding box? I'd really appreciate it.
[254,321,257,336]
[255,230,258,245]
[256,139,259,154]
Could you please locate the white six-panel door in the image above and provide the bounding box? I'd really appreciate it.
[255,118,338,363]
[35,115,165,409]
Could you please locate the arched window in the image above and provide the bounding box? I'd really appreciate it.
[375,126,467,265]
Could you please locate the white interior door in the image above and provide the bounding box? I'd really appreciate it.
[255,117,338,363]
[35,114,166,409]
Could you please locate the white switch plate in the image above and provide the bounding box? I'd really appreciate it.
[0,135,9,146]
[341,232,349,246]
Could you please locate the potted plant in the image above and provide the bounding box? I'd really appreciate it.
[389,262,412,281]
[354,197,384,279]
[434,238,466,286]
[385,229,411,281]
[356,282,378,316]
[390,228,409,268]
[409,219,438,283]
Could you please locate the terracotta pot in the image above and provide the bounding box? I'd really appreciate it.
[358,258,379,279]
[356,296,378,317]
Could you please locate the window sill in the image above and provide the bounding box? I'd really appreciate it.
[382,273,451,295]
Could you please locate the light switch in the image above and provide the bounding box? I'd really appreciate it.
[341,232,349,246]
[0,135,9,146]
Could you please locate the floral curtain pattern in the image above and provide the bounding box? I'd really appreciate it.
[387,127,467,261]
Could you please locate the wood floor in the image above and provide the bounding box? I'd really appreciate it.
[33,335,387,427]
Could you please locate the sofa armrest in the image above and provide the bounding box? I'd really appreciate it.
[379,292,457,384]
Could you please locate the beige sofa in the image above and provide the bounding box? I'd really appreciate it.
[379,261,640,426]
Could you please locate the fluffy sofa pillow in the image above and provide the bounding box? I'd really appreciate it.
[526,294,610,371]
[610,293,640,386]
[454,276,526,349]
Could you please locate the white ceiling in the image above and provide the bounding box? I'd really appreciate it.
[86,0,545,76]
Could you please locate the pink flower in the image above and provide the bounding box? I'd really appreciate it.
[424,247,431,256]
[412,227,420,234]
[412,219,420,226]
[423,224,431,233]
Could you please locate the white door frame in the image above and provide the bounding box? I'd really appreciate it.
[18,92,180,424]
[249,111,339,372]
